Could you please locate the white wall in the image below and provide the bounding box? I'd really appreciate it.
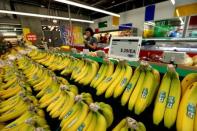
[90,1,176,36]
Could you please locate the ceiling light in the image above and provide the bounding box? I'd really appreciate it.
[54,0,120,17]
[0,10,94,23]
[170,0,175,5]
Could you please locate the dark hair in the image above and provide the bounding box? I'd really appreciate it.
[85,27,94,36]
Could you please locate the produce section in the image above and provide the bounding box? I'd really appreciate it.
[0,46,197,131]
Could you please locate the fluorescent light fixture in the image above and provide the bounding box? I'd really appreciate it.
[170,0,175,5]
[0,10,94,23]
[2,32,17,36]
[54,0,120,17]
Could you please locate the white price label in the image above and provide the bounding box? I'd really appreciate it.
[109,37,142,61]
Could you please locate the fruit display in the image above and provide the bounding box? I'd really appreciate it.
[15,53,114,131]
[112,117,146,131]
[0,62,50,131]
[0,46,197,131]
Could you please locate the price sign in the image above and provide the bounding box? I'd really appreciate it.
[109,37,142,61]
[26,33,37,43]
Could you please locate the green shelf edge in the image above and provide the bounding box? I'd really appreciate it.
[61,53,197,77]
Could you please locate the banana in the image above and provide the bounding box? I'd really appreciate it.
[181,73,197,96]
[113,64,133,98]
[50,93,68,118]
[0,96,21,113]
[176,82,194,131]
[194,105,197,131]
[59,91,75,120]
[153,71,172,125]
[105,64,126,98]
[94,111,107,131]
[70,59,84,80]
[0,84,22,99]
[39,84,59,104]
[96,64,121,96]
[96,102,114,127]
[136,122,146,131]
[4,111,33,129]
[77,111,93,131]
[0,101,28,122]
[78,61,99,86]
[121,66,141,106]
[128,70,145,111]
[164,73,181,129]
[86,112,97,131]
[112,118,127,131]
[134,67,155,115]
[90,63,105,87]
[63,102,89,131]
[0,77,17,89]
[74,61,90,82]
[47,92,65,112]
[147,68,160,107]
[60,102,81,127]
[120,126,129,131]
[39,87,62,108]
[179,82,197,131]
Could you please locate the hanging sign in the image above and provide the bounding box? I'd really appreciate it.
[109,37,142,61]
[26,33,37,43]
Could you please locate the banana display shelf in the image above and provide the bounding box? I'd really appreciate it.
[47,53,197,131]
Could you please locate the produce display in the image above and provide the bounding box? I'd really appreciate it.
[0,63,50,130]
[0,45,197,131]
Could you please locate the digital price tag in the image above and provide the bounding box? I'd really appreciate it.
[109,37,142,61]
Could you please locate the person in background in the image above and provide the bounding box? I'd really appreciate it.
[102,33,108,43]
[99,34,103,43]
[108,34,112,44]
[41,37,48,50]
[84,27,97,51]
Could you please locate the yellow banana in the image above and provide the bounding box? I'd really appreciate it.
[180,82,197,131]
[164,73,181,129]
[94,111,107,131]
[96,64,121,96]
[134,67,155,115]
[77,111,94,131]
[112,118,127,131]
[121,66,141,106]
[63,102,89,131]
[128,70,146,111]
[153,71,172,125]
[86,112,97,131]
[181,73,197,96]
[113,64,133,98]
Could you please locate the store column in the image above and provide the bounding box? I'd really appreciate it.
[14,4,43,44]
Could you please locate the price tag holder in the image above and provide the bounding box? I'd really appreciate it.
[162,51,187,64]
[109,37,142,61]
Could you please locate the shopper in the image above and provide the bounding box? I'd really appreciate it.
[84,27,97,51]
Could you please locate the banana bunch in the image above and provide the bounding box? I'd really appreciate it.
[75,59,99,86]
[60,93,93,131]
[112,117,146,131]
[153,65,181,128]
[90,61,114,89]
[75,101,113,131]
[176,82,197,131]
[0,92,50,131]
[181,73,197,96]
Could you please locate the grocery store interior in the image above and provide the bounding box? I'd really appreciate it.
[0,0,197,131]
